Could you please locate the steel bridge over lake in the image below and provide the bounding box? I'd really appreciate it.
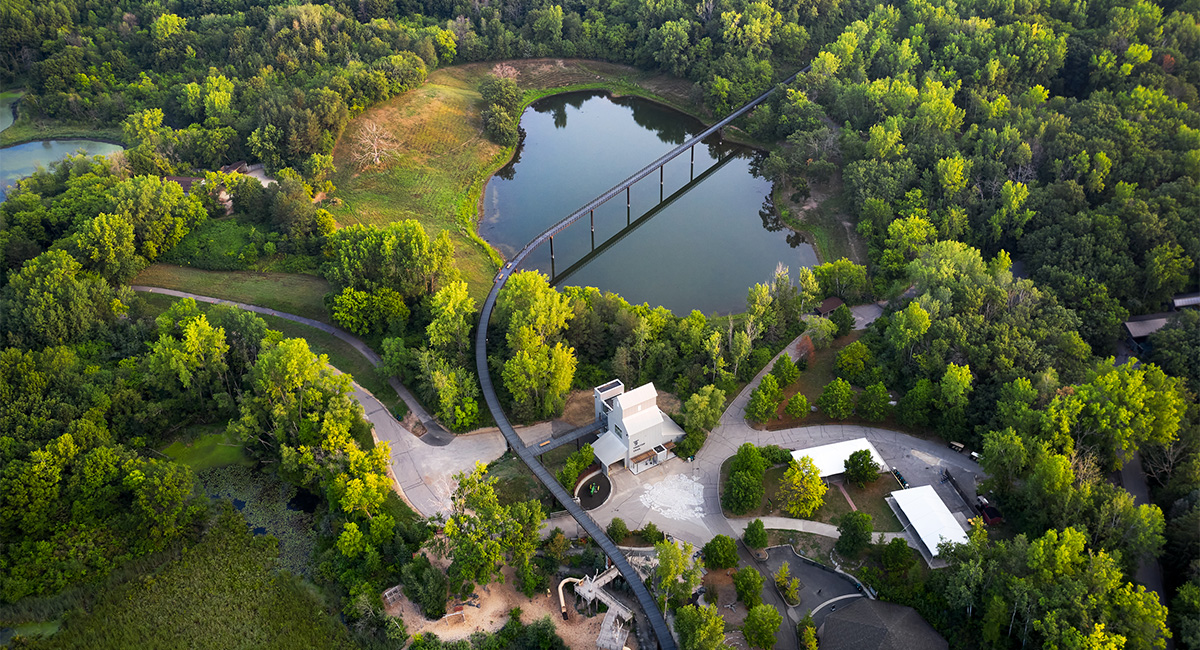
[474,68,806,650]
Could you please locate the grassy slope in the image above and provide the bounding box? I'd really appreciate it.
[330,59,702,302]
[134,264,331,324]
[0,120,124,148]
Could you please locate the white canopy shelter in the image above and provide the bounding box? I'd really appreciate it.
[790,438,888,478]
[592,431,626,469]
[890,485,968,556]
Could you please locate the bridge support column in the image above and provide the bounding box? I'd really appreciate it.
[626,187,631,225]
[590,209,595,250]
[549,236,555,277]
[690,145,694,180]
[659,165,664,201]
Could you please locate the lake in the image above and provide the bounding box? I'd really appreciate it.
[0,93,124,201]
[480,91,817,315]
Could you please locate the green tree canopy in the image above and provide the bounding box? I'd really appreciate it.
[780,455,827,517]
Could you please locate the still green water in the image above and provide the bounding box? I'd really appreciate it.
[481,91,817,315]
[0,93,124,201]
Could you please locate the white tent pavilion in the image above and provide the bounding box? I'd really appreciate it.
[790,438,888,478]
[890,485,968,557]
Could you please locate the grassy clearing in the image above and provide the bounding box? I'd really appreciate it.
[842,478,904,531]
[40,506,353,650]
[767,529,837,560]
[762,328,946,442]
[720,454,903,532]
[161,423,254,471]
[0,117,123,148]
[134,264,331,323]
[330,59,701,301]
[487,444,577,511]
[488,451,553,509]
[773,175,864,266]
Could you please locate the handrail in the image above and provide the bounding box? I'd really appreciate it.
[475,68,807,650]
[505,67,808,274]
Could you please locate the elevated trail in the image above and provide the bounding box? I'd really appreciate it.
[476,66,809,649]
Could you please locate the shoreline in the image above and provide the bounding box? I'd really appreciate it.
[466,71,778,268]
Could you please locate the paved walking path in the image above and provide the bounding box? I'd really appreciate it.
[133,286,508,515]
[727,516,907,542]
[836,483,858,511]
[350,382,506,516]
[133,286,456,444]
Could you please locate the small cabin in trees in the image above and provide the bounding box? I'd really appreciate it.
[591,380,685,476]
[816,296,845,316]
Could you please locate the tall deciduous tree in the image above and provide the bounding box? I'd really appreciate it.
[844,449,880,487]
[654,539,703,607]
[818,377,855,419]
[744,603,783,650]
[836,511,873,557]
[675,603,726,650]
[427,281,477,365]
[440,463,511,597]
[744,519,768,549]
[2,250,123,348]
[734,565,764,607]
[780,455,826,517]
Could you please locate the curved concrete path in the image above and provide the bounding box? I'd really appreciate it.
[133,285,455,445]
[132,286,507,516]
[348,381,505,517]
[587,335,982,547]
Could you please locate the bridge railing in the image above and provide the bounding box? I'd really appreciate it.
[501,66,810,276]
[475,67,810,650]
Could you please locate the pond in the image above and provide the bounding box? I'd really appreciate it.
[0,139,124,201]
[0,91,18,133]
[0,93,124,201]
[480,91,817,315]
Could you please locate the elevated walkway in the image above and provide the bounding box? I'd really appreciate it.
[529,420,605,455]
[476,63,812,650]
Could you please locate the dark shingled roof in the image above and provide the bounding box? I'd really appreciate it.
[817,296,845,316]
[819,598,948,650]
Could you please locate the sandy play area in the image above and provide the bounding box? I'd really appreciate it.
[384,564,636,649]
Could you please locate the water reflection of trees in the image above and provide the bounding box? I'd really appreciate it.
[494,130,526,180]
[759,196,812,249]
[531,91,600,130]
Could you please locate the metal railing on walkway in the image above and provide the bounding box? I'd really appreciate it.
[475,67,810,650]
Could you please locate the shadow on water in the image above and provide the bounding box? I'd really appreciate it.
[287,488,321,514]
[759,195,815,249]
[483,91,819,314]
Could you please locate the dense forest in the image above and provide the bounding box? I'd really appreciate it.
[1,0,1199,646]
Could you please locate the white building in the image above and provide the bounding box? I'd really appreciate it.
[591,380,685,475]
[890,485,968,557]
[790,438,889,478]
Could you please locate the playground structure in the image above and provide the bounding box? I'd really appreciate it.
[558,564,635,650]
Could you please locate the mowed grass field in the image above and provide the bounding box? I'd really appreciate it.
[134,264,331,323]
[330,58,698,300]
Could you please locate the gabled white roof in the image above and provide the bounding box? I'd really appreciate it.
[615,382,657,411]
[791,438,888,478]
[593,431,627,467]
[619,406,662,436]
[890,485,968,556]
